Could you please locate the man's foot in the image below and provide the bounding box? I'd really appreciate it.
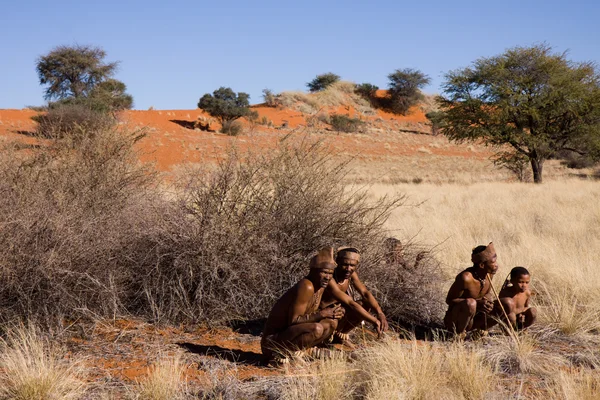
[331,331,356,350]
[452,331,467,342]
[468,329,489,341]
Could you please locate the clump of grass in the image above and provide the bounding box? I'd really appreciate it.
[132,354,188,400]
[279,357,355,400]
[545,367,600,400]
[536,282,600,336]
[485,331,567,375]
[0,324,87,400]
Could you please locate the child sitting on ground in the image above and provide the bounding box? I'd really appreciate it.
[496,266,537,330]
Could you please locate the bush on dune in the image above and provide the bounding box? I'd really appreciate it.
[0,117,444,328]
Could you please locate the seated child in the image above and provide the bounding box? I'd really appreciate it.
[496,266,537,330]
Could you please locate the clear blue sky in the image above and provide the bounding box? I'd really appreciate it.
[1,0,599,110]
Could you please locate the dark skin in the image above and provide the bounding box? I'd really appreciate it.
[497,274,537,330]
[444,254,498,334]
[320,252,387,341]
[261,263,344,360]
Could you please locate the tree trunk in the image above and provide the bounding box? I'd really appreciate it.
[530,158,544,184]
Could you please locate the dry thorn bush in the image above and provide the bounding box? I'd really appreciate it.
[0,323,88,400]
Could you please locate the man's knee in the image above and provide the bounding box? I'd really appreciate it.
[526,307,537,320]
[465,298,477,315]
[500,298,516,313]
[312,323,324,339]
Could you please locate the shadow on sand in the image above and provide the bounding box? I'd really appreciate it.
[177,342,264,365]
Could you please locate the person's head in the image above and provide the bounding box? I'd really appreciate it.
[471,242,498,275]
[308,247,337,288]
[509,266,531,293]
[384,238,404,264]
[335,247,361,280]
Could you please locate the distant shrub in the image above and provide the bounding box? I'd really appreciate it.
[330,114,365,133]
[425,110,446,135]
[221,120,243,136]
[198,87,252,126]
[32,103,115,139]
[556,149,597,169]
[307,72,341,92]
[385,68,431,115]
[262,88,278,107]
[355,83,379,105]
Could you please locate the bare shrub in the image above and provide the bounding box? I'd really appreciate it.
[32,103,115,139]
[357,238,445,328]
[140,137,404,323]
[0,323,88,400]
[329,114,365,133]
[221,120,243,136]
[0,126,156,324]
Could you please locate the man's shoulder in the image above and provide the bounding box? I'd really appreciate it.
[456,267,476,282]
[296,278,316,293]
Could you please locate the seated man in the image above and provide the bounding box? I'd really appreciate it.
[496,266,537,330]
[261,247,345,362]
[319,247,386,348]
[444,242,499,337]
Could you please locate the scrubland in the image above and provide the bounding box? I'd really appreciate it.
[1,116,599,399]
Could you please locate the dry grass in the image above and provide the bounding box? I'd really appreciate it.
[131,354,188,400]
[0,324,87,400]
[278,81,375,115]
[357,338,501,400]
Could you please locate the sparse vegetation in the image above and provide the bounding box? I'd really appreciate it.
[197,87,253,133]
[385,68,431,115]
[307,72,341,92]
[329,114,365,133]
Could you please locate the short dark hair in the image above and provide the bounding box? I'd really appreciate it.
[510,266,530,279]
[336,247,360,259]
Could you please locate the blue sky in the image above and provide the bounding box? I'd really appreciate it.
[1,0,599,110]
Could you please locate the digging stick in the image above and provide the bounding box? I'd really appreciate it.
[487,273,521,345]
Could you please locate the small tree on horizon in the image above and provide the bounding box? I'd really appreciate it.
[307,72,340,92]
[386,68,431,115]
[198,87,252,134]
[437,44,600,183]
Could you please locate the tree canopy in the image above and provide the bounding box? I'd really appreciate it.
[36,45,133,114]
[37,45,118,100]
[386,68,430,115]
[438,44,600,183]
[306,73,340,92]
[198,87,252,125]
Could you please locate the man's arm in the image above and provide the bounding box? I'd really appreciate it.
[350,273,388,331]
[288,280,342,325]
[446,274,467,306]
[326,279,380,330]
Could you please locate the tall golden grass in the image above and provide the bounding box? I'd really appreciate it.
[0,324,87,400]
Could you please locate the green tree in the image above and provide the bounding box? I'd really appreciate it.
[36,45,118,100]
[438,44,600,183]
[307,72,340,92]
[198,87,252,133]
[386,68,430,115]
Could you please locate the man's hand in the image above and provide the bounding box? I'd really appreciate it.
[374,319,382,337]
[320,304,345,320]
[477,298,494,314]
[518,313,526,325]
[377,312,389,332]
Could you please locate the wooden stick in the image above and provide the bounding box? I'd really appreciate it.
[487,273,521,345]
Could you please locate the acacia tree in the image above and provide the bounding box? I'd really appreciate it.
[386,68,430,115]
[37,45,119,100]
[307,72,340,92]
[198,87,252,127]
[438,44,600,183]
